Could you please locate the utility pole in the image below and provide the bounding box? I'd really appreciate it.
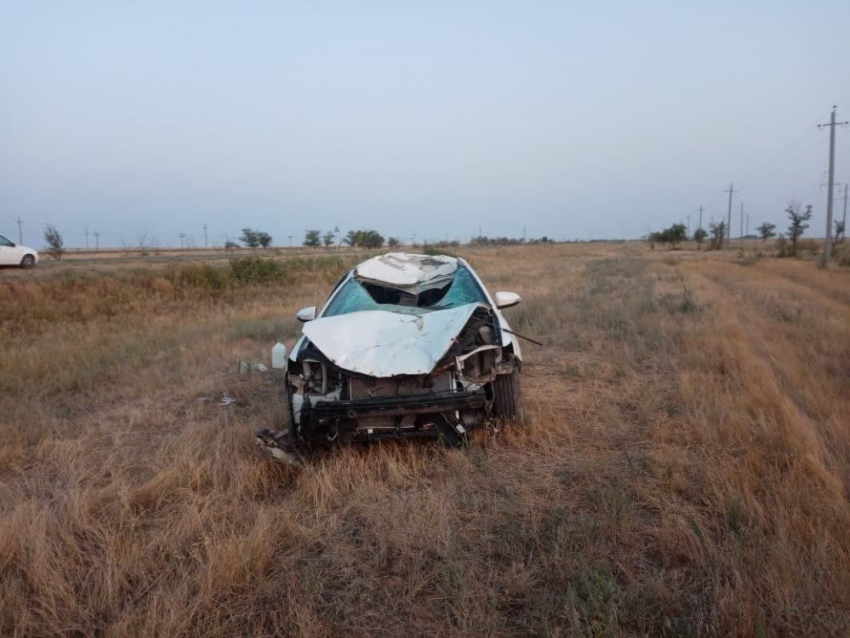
[724,184,736,248]
[16,217,23,244]
[94,232,100,250]
[740,203,744,241]
[288,235,293,248]
[818,106,848,262]
[203,224,208,248]
[698,205,703,232]
[179,233,186,249]
[85,227,90,250]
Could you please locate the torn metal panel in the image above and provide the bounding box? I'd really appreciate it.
[455,344,502,385]
[301,302,485,377]
[354,252,458,293]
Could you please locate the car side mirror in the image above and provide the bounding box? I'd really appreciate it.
[295,306,317,322]
[495,291,522,309]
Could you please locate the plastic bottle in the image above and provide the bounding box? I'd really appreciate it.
[271,342,287,369]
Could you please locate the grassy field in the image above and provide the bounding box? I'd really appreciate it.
[1,243,849,636]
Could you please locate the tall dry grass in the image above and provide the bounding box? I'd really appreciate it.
[1,243,849,635]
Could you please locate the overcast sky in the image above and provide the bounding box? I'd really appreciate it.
[2,1,850,248]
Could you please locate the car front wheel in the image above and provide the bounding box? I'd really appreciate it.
[20,255,36,269]
[491,367,523,422]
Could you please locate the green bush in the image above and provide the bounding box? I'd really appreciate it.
[166,264,232,291]
[229,257,287,283]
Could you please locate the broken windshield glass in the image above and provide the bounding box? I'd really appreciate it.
[323,265,488,318]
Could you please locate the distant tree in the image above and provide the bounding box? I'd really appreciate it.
[322,229,336,247]
[756,222,777,242]
[649,223,688,249]
[708,222,726,250]
[224,240,240,251]
[469,235,534,247]
[303,230,321,248]
[359,230,384,249]
[240,228,262,248]
[343,229,385,249]
[785,204,812,257]
[140,232,156,255]
[257,231,272,248]
[693,227,708,250]
[833,219,845,247]
[43,225,65,260]
[387,236,401,248]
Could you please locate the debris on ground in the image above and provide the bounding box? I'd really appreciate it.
[255,428,300,466]
[237,356,269,374]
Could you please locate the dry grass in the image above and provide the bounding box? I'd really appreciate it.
[1,243,849,636]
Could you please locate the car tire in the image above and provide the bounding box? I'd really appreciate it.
[20,255,35,269]
[491,367,523,422]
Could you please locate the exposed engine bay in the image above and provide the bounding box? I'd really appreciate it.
[289,306,515,442]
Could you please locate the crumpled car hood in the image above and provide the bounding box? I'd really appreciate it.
[301,303,484,377]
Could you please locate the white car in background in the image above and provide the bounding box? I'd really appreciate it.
[0,234,39,268]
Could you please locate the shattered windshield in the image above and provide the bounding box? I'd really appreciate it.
[323,264,488,318]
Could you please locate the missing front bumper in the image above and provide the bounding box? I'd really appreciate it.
[301,389,487,440]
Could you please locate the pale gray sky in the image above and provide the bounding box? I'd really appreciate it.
[2,1,849,248]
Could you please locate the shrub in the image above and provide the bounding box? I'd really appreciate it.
[649,223,688,249]
[708,222,726,250]
[43,225,65,260]
[240,228,273,249]
[784,204,812,256]
[165,264,232,293]
[229,257,286,283]
[303,230,321,248]
[343,229,384,248]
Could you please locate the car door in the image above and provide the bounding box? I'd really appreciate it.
[0,234,20,265]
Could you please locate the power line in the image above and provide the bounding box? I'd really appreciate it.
[94,232,100,250]
[818,106,848,263]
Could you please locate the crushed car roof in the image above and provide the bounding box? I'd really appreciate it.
[354,253,458,290]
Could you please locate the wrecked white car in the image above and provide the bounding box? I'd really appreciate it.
[258,253,524,455]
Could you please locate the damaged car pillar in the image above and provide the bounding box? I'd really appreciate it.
[256,252,524,460]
